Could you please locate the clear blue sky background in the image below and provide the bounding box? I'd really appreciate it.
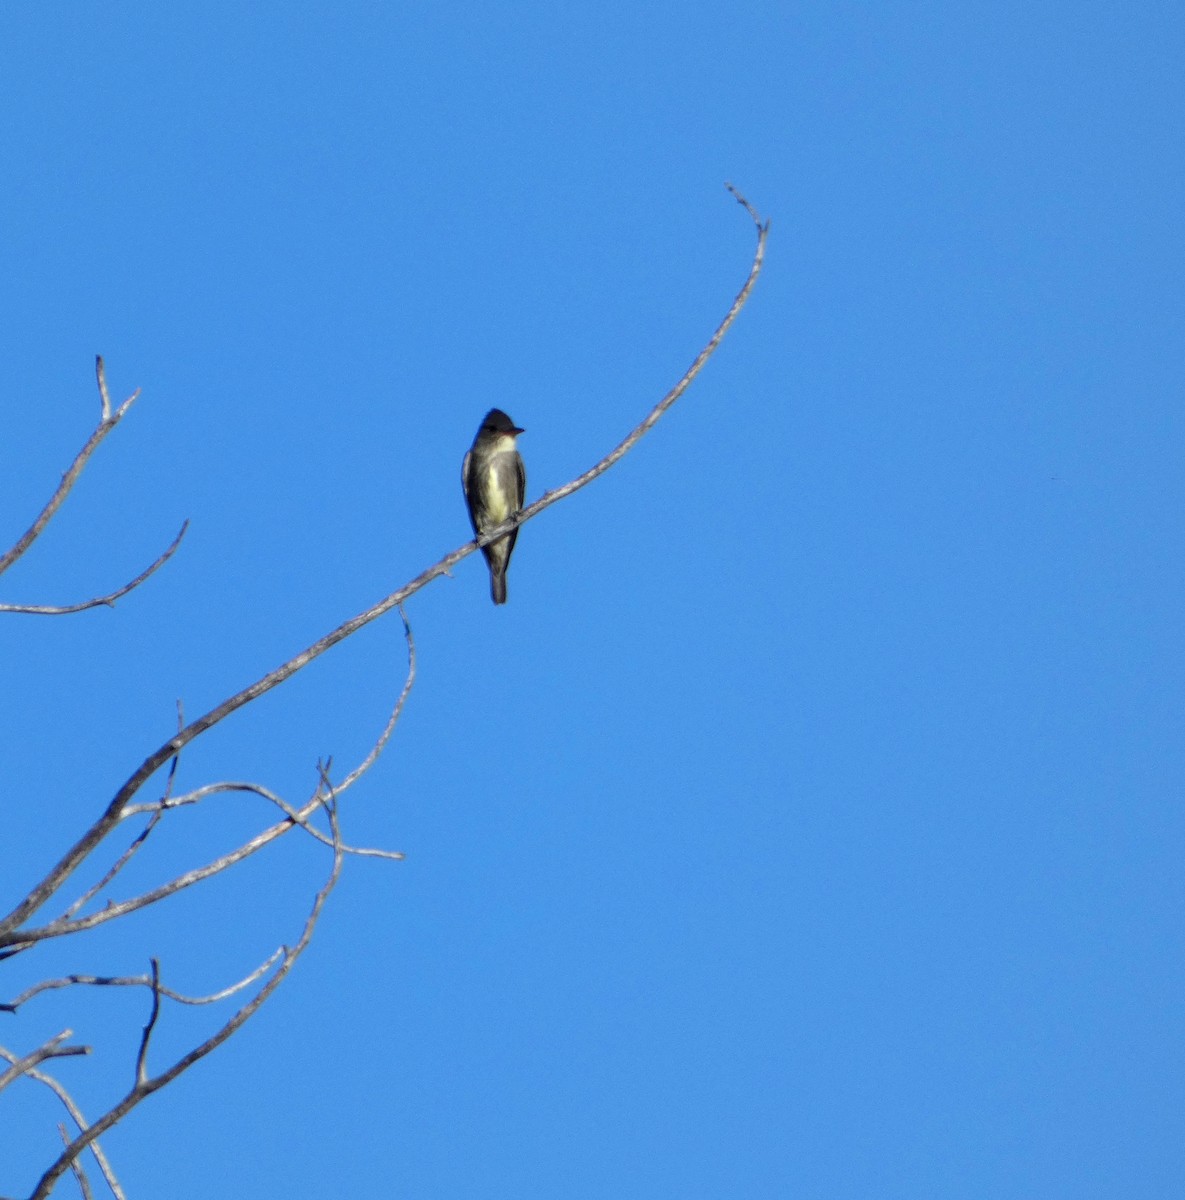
[2,2,1182,1197]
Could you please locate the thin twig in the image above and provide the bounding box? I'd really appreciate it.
[96,355,112,423]
[0,521,189,615]
[726,181,762,225]
[0,188,767,948]
[134,960,161,1086]
[59,810,164,922]
[165,701,186,801]
[0,1032,90,1094]
[0,358,140,581]
[58,1124,94,1200]
[60,704,186,920]
[11,812,328,948]
[120,782,404,860]
[122,620,412,830]
[335,604,416,794]
[3,951,285,1012]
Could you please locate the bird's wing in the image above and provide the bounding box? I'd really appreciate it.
[505,451,526,556]
[461,450,479,536]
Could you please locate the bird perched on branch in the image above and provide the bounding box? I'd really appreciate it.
[462,408,526,605]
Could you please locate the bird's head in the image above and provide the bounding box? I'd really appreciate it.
[481,409,525,438]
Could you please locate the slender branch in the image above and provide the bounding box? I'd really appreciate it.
[336,605,416,794]
[510,186,768,521]
[0,1032,89,1094]
[0,358,140,581]
[0,521,189,615]
[29,797,345,1200]
[122,781,404,860]
[121,610,414,852]
[58,1124,94,1200]
[96,355,112,423]
[59,705,185,922]
[59,811,163,924]
[0,1049,125,1200]
[163,949,285,1004]
[0,188,767,947]
[134,961,161,1086]
[10,817,319,947]
[3,951,286,1013]
[10,785,393,951]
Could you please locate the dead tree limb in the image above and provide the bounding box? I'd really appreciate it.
[26,796,345,1200]
[0,355,188,615]
[0,189,767,950]
[0,521,189,616]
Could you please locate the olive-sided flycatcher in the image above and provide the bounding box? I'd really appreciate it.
[462,408,526,605]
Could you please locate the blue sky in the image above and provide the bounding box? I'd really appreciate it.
[1,2,1183,1197]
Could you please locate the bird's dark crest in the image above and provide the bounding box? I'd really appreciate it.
[481,409,525,435]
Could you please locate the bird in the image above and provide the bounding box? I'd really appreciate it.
[462,408,526,605]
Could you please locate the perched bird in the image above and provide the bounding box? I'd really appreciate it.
[462,408,526,605]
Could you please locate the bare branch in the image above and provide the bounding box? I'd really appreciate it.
[0,1032,90,1094]
[0,189,766,948]
[122,781,404,860]
[0,521,189,616]
[29,796,346,1200]
[506,188,768,523]
[169,949,287,1004]
[120,613,413,847]
[95,355,112,423]
[3,951,285,1013]
[58,811,164,924]
[59,704,185,922]
[12,818,314,948]
[58,1124,94,1200]
[4,591,415,951]
[134,961,161,1086]
[2,580,416,951]
[0,358,141,581]
[335,604,417,795]
[6,786,399,952]
[726,180,762,225]
[164,700,186,801]
[0,1047,127,1198]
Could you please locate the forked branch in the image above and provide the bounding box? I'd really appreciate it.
[0,358,137,579]
[0,355,188,614]
[0,1032,89,1095]
[0,521,189,616]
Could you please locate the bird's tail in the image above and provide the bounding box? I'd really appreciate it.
[490,570,508,605]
